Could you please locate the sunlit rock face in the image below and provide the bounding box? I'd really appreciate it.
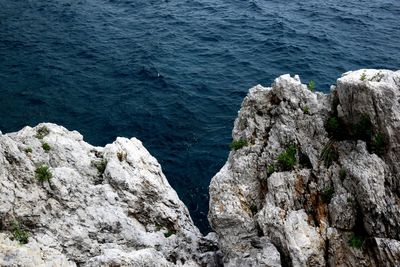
[0,123,221,267]
[209,69,400,266]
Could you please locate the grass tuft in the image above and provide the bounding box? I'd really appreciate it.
[277,145,297,171]
[36,126,50,139]
[267,165,275,177]
[349,234,364,249]
[95,160,107,175]
[360,72,367,81]
[353,114,372,141]
[12,221,29,244]
[35,165,52,182]
[164,229,177,238]
[42,143,51,152]
[307,80,315,91]
[325,116,346,139]
[229,139,248,151]
[320,141,338,167]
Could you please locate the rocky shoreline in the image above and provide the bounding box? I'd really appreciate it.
[1,69,400,266]
[209,69,400,266]
[0,124,221,266]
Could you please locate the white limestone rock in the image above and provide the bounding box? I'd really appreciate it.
[209,70,400,266]
[0,123,220,266]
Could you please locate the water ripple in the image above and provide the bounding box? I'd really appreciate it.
[0,0,399,233]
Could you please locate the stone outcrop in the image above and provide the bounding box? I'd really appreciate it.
[209,69,400,266]
[2,69,400,267]
[0,123,221,266]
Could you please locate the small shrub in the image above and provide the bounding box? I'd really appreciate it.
[229,139,248,151]
[325,116,345,139]
[267,165,275,176]
[36,126,50,139]
[349,234,364,249]
[307,80,315,91]
[277,145,297,171]
[339,168,347,180]
[326,116,339,132]
[360,72,367,81]
[303,106,310,114]
[321,187,335,203]
[347,197,354,204]
[12,221,29,244]
[95,160,107,175]
[371,133,387,156]
[24,147,32,153]
[320,142,338,167]
[35,165,52,182]
[353,114,372,141]
[117,151,127,162]
[164,229,177,238]
[42,143,51,152]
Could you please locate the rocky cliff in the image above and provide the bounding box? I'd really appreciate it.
[209,69,400,266]
[0,124,220,266]
[2,69,400,267]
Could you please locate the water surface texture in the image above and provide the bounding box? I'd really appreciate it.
[1,0,399,233]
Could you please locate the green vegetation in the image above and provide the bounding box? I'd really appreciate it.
[324,112,386,158]
[35,126,50,139]
[42,143,51,152]
[24,147,32,153]
[267,165,275,176]
[349,234,364,249]
[277,145,297,171]
[347,197,354,204]
[12,221,29,244]
[229,139,248,151]
[35,165,52,182]
[371,133,387,156]
[325,115,345,139]
[164,229,177,238]
[353,114,373,141]
[117,151,127,162]
[326,116,339,133]
[321,187,335,203]
[339,168,347,180]
[307,80,315,91]
[303,106,310,114]
[360,72,367,81]
[95,160,107,175]
[320,142,338,167]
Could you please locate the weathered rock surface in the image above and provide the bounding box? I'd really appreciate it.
[2,69,400,267]
[0,123,221,266]
[209,69,400,266]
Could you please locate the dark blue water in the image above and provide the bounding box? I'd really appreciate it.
[1,0,399,233]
